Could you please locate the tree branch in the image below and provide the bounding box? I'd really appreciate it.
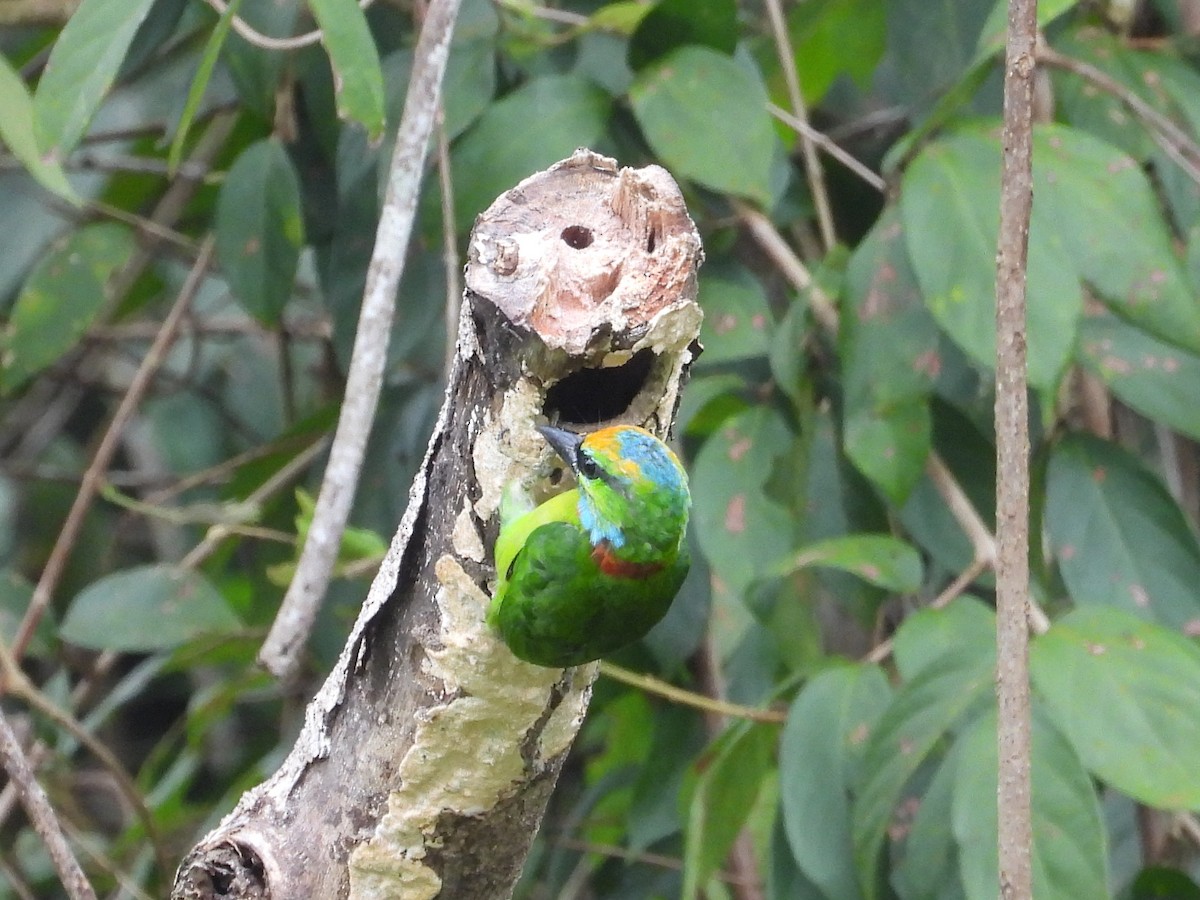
[259,0,463,680]
[173,150,704,898]
[995,2,1037,896]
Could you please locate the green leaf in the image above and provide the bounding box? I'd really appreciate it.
[61,564,240,652]
[852,646,995,900]
[697,271,773,364]
[1130,868,1200,899]
[630,46,776,205]
[306,0,386,140]
[785,0,886,103]
[883,0,993,110]
[892,596,996,681]
[1034,124,1200,356]
[451,75,610,225]
[0,55,78,204]
[780,664,892,899]
[215,139,306,324]
[33,0,158,158]
[682,721,775,896]
[168,0,243,173]
[2,222,135,393]
[1045,434,1200,631]
[1031,606,1200,810]
[627,0,737,70]
[1077,309,1200,442]
[841,207,938,502]
[892,743,964,900]
[952,710,1107,900]
[773,534,922,592]
[692,407,795,599]
[900,126,1082,395]
[1051,27,1167,161]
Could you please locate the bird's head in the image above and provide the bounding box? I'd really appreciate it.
[537,423,690,560]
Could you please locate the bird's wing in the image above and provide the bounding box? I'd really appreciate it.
[493,488,580,594]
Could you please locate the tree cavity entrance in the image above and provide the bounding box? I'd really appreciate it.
[560,225,594,249]
[543,349,655,427]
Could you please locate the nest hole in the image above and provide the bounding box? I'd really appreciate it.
[560,225,594,249]
[543,348,655,427]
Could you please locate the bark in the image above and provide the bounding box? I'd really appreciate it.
[994,3,1037,899]
[171,149,704,900]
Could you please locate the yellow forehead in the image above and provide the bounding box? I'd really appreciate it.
[582,426,651,478]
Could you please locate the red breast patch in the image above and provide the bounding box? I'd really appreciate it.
[591,542,665,579]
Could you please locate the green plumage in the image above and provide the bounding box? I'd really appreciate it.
[488,425,691,668]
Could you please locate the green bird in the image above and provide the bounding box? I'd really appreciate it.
[488,423,691,668]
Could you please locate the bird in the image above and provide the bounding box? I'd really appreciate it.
[488,423,691,668]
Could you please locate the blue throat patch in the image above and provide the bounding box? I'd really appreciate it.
[578,494,625,548]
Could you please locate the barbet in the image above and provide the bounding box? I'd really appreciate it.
[488,424,691,667]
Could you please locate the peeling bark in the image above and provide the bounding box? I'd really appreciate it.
[172,149,703,899]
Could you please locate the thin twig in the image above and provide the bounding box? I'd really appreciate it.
[733,202,839,331]
[863,556,991,665]
[179,436,329,571]
[995,0,1037,894]
[598,662,785,724]
[60,817,155,900]
[0,708,96,900]
[767,103,887,193]
[738,199,1055,645]
[89,314,330,342]
[435,109,461,381]
[143,433,319,505]
[491,0,589,27]
[925,454,997,567]
[551,836,760,887]
[1037,44,1200,188]
[201,0,376,51]
[762,0,837,249]
[259,0,464,680]
[0,855,36,900]
[0,653,118,832]
[0,641,171,885]
[11,238,215,664]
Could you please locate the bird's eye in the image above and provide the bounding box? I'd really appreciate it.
[578,454,601,480]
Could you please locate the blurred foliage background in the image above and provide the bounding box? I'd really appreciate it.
[5,0,1200,896]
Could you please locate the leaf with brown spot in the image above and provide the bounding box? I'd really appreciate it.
[1046,434,1200,630]
[1077,309,1200,441]
[852,645,995,900]
[1032,606,1200,809]
[842,207,936,503]
[781,664,892,900]
[692,407,793,600]
[215,139,305,324]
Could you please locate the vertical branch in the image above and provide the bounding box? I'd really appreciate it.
[258,0,463,679]
[994,1,1037,897]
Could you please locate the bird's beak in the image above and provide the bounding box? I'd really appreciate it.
[537,424,584,470]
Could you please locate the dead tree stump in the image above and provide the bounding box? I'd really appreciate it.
[172,149,703,899]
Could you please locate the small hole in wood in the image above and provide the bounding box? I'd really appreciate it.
[543,349,655,427]
[560,225,594,249]
[647,229,657,253]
